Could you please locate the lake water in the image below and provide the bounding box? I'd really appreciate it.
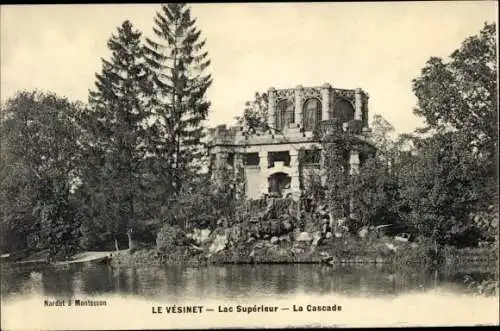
[1,263,499,329]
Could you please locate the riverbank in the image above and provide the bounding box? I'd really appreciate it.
[110,239,498,268]
[3,234,497,270]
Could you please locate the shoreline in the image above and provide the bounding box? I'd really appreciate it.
[109,245,499,268]
[2,244,497,270]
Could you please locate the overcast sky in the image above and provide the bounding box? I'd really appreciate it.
[1,2,497,134]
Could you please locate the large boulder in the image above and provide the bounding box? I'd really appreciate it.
[295,232,313,242]
[208,234,228,254]
[190,228,211,245]
[311,231,322,246]
[358,227,369,239]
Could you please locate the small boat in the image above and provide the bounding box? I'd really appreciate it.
[53,252,112,267]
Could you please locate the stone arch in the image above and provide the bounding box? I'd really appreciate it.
[303,97,322,131]
[268,172,291,197]
[335,98,355,123]
[276,99,294,132]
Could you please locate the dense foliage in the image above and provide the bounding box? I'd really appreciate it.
[77,20,155,250]
[0,91,82,259]
[405,22,497,247]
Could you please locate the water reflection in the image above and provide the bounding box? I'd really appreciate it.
[1,263,495,302]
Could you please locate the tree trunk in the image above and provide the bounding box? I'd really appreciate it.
[115,238,119,252]
[127,228,137,252]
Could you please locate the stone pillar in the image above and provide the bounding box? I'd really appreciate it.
[289,150,301,201]
[259,151,268,170]
[349,150,360,175]
[214,151,225,170]
[349,150,360,219]
[268,87,276,133]
[295,85,304,128]
[259,151,269,195]
[330,88,336,120]
[234,153,243,175]
[355,88,363,121]
[321,83,331,121]
[214,151,228,185]
[320,149,327,186]
[363,93,369,128]
[233,153,245,199]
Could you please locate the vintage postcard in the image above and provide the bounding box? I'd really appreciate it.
[1,2,499,330]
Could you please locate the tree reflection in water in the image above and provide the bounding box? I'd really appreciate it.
[1,263,497,301]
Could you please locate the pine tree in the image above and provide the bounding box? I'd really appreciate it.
[80,20,154,248]
[144,3,212,194]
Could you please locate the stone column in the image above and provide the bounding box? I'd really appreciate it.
[289,150,301,200]
[348,150,360,219]
[233,153,245,199]
[320,149,327,186]
[214,151,228,185]
[259,151,268,170]
[214,151,225,170]
[330,88,336,120]
[234,153,243,175]
[295,85,304,128]
[363,93,369,128]
[349,150,360,175]
[268,87,276,133]
[355,88,363,121]
[259,151,269,195]
[321,83,331,121]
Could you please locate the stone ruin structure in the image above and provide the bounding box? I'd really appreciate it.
[207,83,373,204]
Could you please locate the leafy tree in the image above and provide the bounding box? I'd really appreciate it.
[0,91,81,258]
[162,174,239,231]
[396,132,487,247]
[78,20,155,249]
[236,92,269,134]
[144,3,212,194]
[411,22,497,205]
[406,22,498,246]
[412,23,497,153]
[369,114,397,164]
[350,156,401,228]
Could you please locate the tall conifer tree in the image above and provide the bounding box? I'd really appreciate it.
[80,20,154,248]
[144,3,212,193]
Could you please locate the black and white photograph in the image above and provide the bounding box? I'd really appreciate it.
[0,2,499,329]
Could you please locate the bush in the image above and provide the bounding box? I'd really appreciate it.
[156,224,193,252]
[465,276,499,296]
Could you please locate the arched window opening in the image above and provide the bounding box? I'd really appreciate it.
[335,99,355,124]
[268,172,291,197]
[276,99,294,132]
[303,98,322,131]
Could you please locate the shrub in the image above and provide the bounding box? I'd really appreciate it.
[156,224,192,252]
